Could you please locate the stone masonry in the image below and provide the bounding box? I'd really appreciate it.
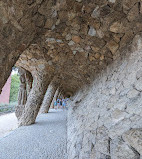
[67,34,142,159]
[40,77,60,113]
[0,0,142,158]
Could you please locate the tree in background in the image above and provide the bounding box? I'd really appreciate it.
[10,74,20,103]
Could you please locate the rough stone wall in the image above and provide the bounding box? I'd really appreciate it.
[67,35,142,159]
[0,1,44,93]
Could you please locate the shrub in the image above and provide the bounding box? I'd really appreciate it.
[10,74,20,102]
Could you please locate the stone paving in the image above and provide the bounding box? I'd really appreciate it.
[0,109,67,159]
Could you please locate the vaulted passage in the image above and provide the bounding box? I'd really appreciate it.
[0,0,142,158]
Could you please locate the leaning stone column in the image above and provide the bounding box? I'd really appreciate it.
[15,68,27,120]
[18,74,50,126]
[18,68,27,105]
[50,87,59,108]
[40,78,59,113]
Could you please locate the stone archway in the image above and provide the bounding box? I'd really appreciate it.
[1,0,142,158]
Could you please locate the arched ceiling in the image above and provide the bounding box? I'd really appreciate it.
[14,0,142,94]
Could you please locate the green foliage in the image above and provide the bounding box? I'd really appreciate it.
[10,74,20,102]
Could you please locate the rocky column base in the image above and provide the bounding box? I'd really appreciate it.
[15,105,25,120]
[18,74,50,126]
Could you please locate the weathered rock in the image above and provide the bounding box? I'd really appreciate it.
[88,26,96,36]
[91,6,100,18]
[44,18,54,29]
[72,35,81,43]
[76,0,82,3]
[91,46,100,52]
[106,40,119,54]
[127,89,139,99]
[110,137,140,159]
[94,53,100,59]
[100,5,111,17]
[110,22,125,33]
[15,105,25,121]
[108,0,116,3]
[134,77,142,91]
[35,14,46,28]
[123,129,142,155]
[136,69,142,80]
[65,34,72,41]
[127,3,139,22]
[68,41,75,46]
[123,0,139,13]
[67,35,142,158]
[113,33,124,43]
[89,54,95,61]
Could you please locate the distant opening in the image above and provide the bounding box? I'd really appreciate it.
[0,67,19,138]
[0,67,20,114]
[66,94,71,98]
[65,91,73,98]
[10,67,20,105]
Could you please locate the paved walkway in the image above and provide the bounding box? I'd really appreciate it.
[0,109,67,159]
[0,113,18,138]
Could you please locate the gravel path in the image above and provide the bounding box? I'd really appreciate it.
[0,109,67,159]
[0,112,18,138]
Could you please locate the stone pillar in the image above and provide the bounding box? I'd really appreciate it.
[15,68,27,120]
[50,87,59,108]
[18,68,27,105]
[40,78,59,113]
[26,71,33,96]
[18,74,50,126]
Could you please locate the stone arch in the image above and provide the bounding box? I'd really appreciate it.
[64,91,73,98]
[1,1,142,158]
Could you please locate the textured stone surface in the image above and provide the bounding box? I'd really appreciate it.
[123,129,142,155]
[26,71,33,96]
[110,137,140,159]
[15,105,25,121]
[15,68,27,120]
[1,0,142,95]
[40,78,59,113]
[0,1,142,157]
[0,0,46,93]
[15,68,33,121]
[18,74,51,126]
[67,34,142,159]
